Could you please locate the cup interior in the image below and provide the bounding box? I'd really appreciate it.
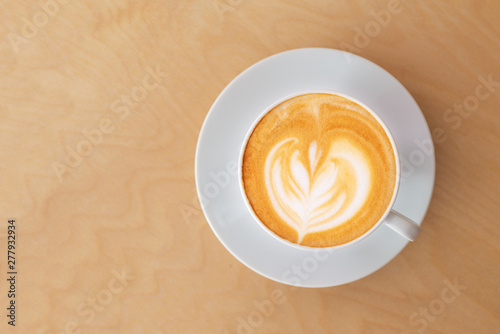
[238,90,401,251]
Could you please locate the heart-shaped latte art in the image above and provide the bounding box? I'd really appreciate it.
[264,138,371,242]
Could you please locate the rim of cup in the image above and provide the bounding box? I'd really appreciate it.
[238,90,402,251]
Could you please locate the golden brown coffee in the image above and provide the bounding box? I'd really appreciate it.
[242,93,397,247]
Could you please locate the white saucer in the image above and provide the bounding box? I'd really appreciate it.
[195,48,435,287]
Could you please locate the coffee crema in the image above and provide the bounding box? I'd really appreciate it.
[242,93,397,247]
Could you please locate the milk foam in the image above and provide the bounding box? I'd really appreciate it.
[242,93,397,247]
[264,138,371,242]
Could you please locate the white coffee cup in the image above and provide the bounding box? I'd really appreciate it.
[238,91,421,250]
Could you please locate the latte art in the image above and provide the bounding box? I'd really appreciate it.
[265,138,370,243]
[242,93,397,247]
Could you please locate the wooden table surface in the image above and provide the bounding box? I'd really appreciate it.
[1,0,499,333]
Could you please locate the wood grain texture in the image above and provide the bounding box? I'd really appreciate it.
[0,0,498,333]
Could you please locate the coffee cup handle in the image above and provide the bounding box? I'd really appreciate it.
[384,210,421,241]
